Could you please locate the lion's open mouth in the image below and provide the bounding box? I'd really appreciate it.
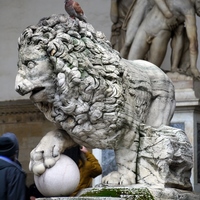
[30,87,46,102]
[31,87,45,96]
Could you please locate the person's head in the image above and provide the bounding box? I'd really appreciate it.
[2,132,19,158]
[63,145,81,166]
[0,136,17,160]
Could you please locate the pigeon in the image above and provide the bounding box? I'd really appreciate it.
[65,0,87,22]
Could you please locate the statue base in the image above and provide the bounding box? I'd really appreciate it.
[166,72,200,103]
[35,184,200,199]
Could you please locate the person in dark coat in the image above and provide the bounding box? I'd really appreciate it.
[0,135,27,200]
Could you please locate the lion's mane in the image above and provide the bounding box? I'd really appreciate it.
[18,14,152,148]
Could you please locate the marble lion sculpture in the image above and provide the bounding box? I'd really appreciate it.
[15,14,176,185]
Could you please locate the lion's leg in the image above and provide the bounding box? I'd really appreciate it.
[102,128,139,185]
[146,96,176,127]
[29,129,76,176]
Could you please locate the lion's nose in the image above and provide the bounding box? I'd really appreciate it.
[15,84,26,96]
[15,74,33,96]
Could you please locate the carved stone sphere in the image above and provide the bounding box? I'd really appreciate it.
[34,155,80,197]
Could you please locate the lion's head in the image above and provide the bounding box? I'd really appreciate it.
[15,14,134,148]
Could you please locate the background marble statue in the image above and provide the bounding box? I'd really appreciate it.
[111,0,200,79]
[15,14,179,186]
[110,0,135,52]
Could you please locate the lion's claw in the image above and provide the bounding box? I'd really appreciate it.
[102,171,136,186]
[29,129,75,176]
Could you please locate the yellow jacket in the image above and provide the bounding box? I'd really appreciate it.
[71,151,102,196]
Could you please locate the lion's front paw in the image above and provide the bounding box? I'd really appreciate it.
[29,129,75,176]
[102,171,136,186]
[29,145,60,176]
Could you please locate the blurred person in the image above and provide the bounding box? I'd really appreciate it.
[2,132,30,199]
[64,145,102,196]
[0,135,27,200]
[28,183,44,200]
[2,132,20,165]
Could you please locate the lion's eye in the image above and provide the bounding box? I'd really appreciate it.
[27,61,35,69]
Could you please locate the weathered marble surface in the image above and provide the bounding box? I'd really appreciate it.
[100,123,194,192]
[14,14,196,199]
[15,14,177,186]
[167,72,200,193]
[138,125,193,190]
[111,0,200,79]
[34,155,80,196]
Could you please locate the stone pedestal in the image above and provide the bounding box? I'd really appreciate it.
[167,72,200,193]
[35,185,200,200]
